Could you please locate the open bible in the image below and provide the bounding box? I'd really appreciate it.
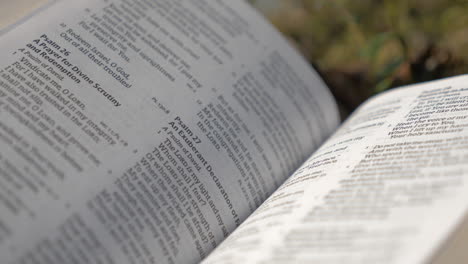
[1,1,467,263]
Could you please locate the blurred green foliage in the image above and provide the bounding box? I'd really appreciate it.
[251,0,468,114]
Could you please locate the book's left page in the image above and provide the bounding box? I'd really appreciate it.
[0,0,339,263]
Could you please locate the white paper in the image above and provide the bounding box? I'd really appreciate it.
[0,0,339,263]
[203,76,468,264]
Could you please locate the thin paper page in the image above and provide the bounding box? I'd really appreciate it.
[0,0,339,263]
[203,75,468,264]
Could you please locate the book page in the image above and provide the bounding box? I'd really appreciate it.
[203,75,468,264]
[0,0,339,263]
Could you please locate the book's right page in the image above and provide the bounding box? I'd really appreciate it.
[203,75,468,264]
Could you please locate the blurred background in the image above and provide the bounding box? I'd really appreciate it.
[251,0,468,116]
[2,0,467,116]
[0,0,47,31]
